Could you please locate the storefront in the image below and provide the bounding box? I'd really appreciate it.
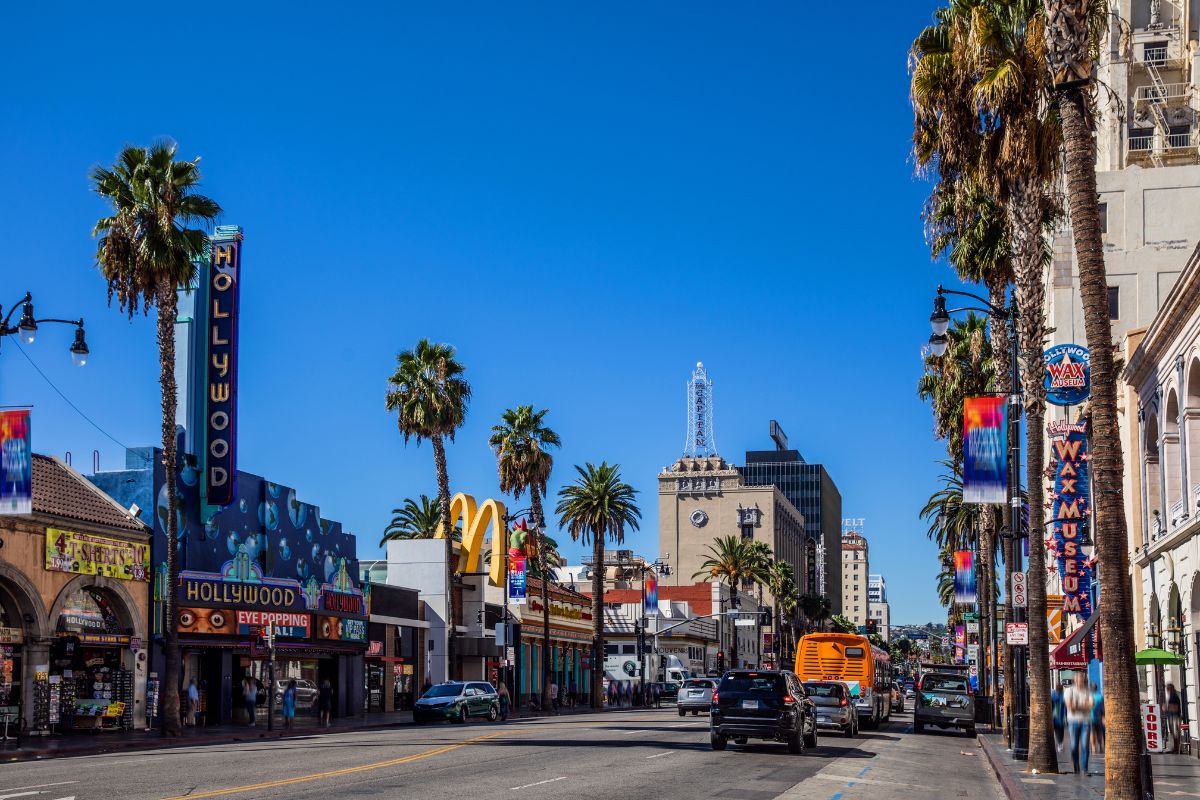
[363,583,426,714]
[0,453,152,735]
[515,579,594,705]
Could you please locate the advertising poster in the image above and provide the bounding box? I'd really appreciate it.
[954,550,977,604]
[45,528,151,582]
[963,397,1007,504]
[645,577,658,609]
[508,556,527,605]
[1049,419,1093,618]
[1044,344,1090,407]
[0,410,31,514]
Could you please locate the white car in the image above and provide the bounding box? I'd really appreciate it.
[676,677,718,716]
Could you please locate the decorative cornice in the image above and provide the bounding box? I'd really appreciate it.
[1126,242,1200,386]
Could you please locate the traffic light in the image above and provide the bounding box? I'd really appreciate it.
[760,607,772,627]
[716,651,726,673]
[866,619,878,635]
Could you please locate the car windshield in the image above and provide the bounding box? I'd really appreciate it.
[683,680,712,689]
[804,683,843,698]
[923,677,968,693]
[423,684,463,698]
[719,674,785,694]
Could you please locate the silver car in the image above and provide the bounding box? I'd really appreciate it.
[804,680,858,737]
[677,677,718,716]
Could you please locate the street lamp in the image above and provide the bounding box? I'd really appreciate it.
[1,292,90,366]
[925,284,1028,758]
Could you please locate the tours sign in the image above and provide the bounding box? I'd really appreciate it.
[1043,344,1090,407]
[203,227,243,513]
[1049,419,1093,618]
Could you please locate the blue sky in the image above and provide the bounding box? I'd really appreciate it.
[1,1,960,623]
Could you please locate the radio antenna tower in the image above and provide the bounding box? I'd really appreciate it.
[684,361,717,457]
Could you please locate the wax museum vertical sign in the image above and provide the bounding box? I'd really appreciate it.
[202,228,242,517]
[963,396,1007,504]
[1048,419,1092,619]
[0,410,32,514]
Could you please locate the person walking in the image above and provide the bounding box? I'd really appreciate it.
[1051,683,1065,752]
[243,676,258,727]
[568,677,577,708]
[498,680,510,721]
[1090,683,1105,753]
[282,679,297,730]
[1065,672,1094,775]
[186,679,200,727]
[318,678,333,728]
[549,679,560,714]
[1165,683,1183,753]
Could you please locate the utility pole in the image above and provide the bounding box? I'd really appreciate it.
[266,624,276,732]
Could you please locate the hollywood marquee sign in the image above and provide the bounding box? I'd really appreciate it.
[204,230,242,510]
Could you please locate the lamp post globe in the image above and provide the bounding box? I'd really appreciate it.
[17,303,37,345]
[70,325,89,367]
[930,294,950,336]
[928,333,949,358]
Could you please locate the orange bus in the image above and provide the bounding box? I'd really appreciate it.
[794,632,893,727]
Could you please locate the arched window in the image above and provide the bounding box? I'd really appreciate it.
[1165,390,1184,528]
[1144,412,1163,541]
[1186,359,1200,510]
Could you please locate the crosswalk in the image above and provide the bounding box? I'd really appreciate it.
[0,780,78,800]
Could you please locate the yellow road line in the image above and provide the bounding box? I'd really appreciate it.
[160,731,509,800]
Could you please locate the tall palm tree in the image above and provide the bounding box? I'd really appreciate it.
[91,141,221,737]
[381,495,459,545]
[386,339,471,680]
[693,536,767,670]
[556,462,640,708]
[1043,4,1143,794]
[768,560,798,666]
[798,593,833,634]
[490,405,561,712]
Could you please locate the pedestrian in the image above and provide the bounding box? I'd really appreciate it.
[1065,672,1094,775]
[1165,683,1183,753]
[550,679,560,714]
[1090,683,1105,753]
[607,680,615,708]
[1051,683,1065,752]
[243,676,258,727]
[568,677,577,708]
[498,680,510,721]
[653,682,662,709]
[318,678,333,727]
[186,678,200,727]
[282,679,297,730]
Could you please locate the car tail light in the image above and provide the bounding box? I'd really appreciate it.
[840,697,848,707]
[711,691,719,703]
[783,694,794,704]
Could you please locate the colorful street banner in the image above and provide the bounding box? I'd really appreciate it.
[954,550,977,605]
[0,410,31,515]
[1044,344,1090,407]
[645,577,658,609]
[508,556,527,606]
[203,228,242,512]
[963,397,1007,504]
[1049,418,1093,618]
[954,624,966,664]
[45,528,151,582]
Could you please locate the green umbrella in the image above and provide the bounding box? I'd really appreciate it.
[1134,648,1184,666]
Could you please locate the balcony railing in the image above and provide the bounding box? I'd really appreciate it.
[1143,45,1169,65]
[1170,498,1187,529]
[1166,131,1193,149]
[1135,83,1191,102]
[1194,483,1200,510]
[1130,135,1154,151]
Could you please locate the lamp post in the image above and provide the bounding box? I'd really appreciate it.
[1,292,90,366]
[500,507,534,712]
[928,284,1028,758]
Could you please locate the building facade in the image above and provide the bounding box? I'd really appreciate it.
[738,428,844,615]
[868,574,891,642]
[841,532,870,629]
[0,455,152,733]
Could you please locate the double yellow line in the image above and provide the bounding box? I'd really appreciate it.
[161,730,509,799]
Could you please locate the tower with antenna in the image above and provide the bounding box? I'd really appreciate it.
[683,361,717,457]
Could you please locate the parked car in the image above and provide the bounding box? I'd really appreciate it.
[803,680,857,738]
[710,670,818,753]
[890,682,905,713]
[677,677,719,716]
[413,681,499,724]
[914,673,975,736]
[273,678,318,711]
[902,680,915,701]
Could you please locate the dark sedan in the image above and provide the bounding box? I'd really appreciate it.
[710,670,818,753]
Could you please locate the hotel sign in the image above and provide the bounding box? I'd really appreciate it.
[204,232,242,509]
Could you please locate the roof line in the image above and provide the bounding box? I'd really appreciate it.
[40,454,150,532]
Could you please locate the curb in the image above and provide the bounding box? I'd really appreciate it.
[977,734,1029,800]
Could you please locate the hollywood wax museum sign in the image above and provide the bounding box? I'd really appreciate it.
[1048,419,1093,618]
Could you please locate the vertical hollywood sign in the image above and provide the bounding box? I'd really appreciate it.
[1050,420,1092,618]
[206,237,241,507]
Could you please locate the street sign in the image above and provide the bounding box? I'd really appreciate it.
[1005,622,1028,645]
[734,618,756,627]
[966,622,980,634]
[1012,571,1027,608]
[1142,702,1166,753]
[963,612,978,621]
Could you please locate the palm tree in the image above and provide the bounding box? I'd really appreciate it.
[798,593,833,634]
[1043,4,1145,793]
[768,560,798,665]
[381,495,460,545]
[692,536,767,670]
[386,339,471,680]
[490,405,561,712]
[556,463,640,708]
[91,141,221,737]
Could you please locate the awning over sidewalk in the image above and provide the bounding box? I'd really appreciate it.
[1050,612,1101,669]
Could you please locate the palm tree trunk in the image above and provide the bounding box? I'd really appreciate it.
[1058,85,1145,799]
[530,491,553,713]
[987,278,1014,736]
[1010,177,1057,773]
[978,511,994,706]
[157,279,182,737]
[432,435,456,681]
[591,531,604,709]
[729,582,740,669]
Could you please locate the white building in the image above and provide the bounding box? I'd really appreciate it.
[841,533,870,629]
[868,574,891,642]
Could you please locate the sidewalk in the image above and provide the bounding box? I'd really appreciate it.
[0,701,630,762]
[977,731,1200,800]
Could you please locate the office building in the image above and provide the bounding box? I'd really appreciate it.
[841,531,869,630]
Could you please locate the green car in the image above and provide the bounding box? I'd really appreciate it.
[413,681,500,724]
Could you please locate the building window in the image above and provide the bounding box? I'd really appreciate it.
[1129,128,1154,151]
[1108,286,1119,321]
[1144,42,1168,65]
[1168,125,1192,150]
[1098,202,1107,234]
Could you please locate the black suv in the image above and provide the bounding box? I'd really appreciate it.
[710,670,818,753]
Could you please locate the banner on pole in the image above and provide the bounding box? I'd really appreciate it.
[507,556,527,605]
[645,577,657,609]
[0,410,31,515]
[954,550,977,604]
[963,397,1007,504]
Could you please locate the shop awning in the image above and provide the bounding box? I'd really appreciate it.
[1050,612,1100,669]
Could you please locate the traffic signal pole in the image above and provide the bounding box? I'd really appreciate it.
[266,624,276,732]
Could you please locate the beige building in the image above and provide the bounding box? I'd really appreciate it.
[841,533,869,629]
[1123,241,1200,728]
[658,456,807,595]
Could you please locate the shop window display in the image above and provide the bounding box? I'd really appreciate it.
[52,589,135,731]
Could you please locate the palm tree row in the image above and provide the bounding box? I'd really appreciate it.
[691,535,800,670]
[911,0,1143,792]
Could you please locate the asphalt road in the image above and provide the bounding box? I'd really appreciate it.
[0,708,1004,800]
